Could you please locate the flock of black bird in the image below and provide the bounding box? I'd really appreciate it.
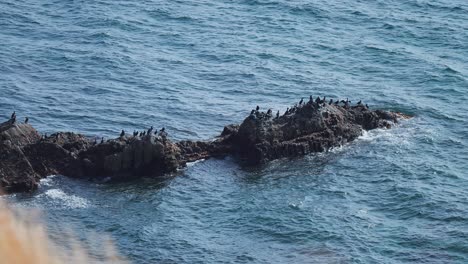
[5,111,167,145]
[250,96,369,120]
[6,96,366,144]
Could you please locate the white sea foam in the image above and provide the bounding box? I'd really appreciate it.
[187,159,205,167]
[44,189,90,209]
[38,175,57,187]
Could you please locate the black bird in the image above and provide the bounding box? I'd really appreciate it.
[285,107,289,115]
[142,131,146,136]
[323,96,327,104]
[299,98,304,105]
[24,117,29,124]
[276,110,280,119]
[101,137,104,144]
[334,100,339,105]
[309,95,313,102]
[93,138,97,145]
[256,106,260,111]
[315,96,321,104]
[340,100,346,104]
[120,130,125,137]
[10,116,16,124]
[11,111,16,119]
[329,99,333,105]
[147,126,153,135]
[267,109,272,115]
[250,109,255,115]
[357,100,362,105]
[139,132,143,136]
[160,127,165,132]
[366,104,369,109]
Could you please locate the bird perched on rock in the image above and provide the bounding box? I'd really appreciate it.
[285,107,289,115]
[24,117,29,124]
[329,99,333,105]
[159,127,168,139]
[11,111,16,119]
[93,138,97,145]
[250,109,255,115]
[299,98,304,105]
[357,100,362,105]
[147,126,153,135]
[267,109,272,115]
[366,104,369,109]
[120,130,125,137]
[101,137,104,144]
[256,106,260,111]
[276,110,280,119]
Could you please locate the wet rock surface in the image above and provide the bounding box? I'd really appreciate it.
[0,100,407,194]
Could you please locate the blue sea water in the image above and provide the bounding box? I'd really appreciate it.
[1,0,468,263]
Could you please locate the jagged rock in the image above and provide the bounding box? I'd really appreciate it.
[227,103,401,164]
[0,100,409,194]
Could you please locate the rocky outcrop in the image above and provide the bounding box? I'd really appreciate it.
[228,103,400,164]
[0,99,408,194]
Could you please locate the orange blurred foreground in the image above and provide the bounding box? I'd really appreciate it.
[0,201,128,264]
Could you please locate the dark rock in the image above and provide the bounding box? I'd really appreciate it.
[0,100,409,194]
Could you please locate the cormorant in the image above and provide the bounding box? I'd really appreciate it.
[120,130,125,137]
[147,126,153,135]
[160,127,165,132]
[357,100,362,105]
[250,109,255,115]
[366,104,369,109]
[285,107,289,115]
[329,99,333,105]
[341,100,346,104]
[309,95,313,102]
[299,98,304,105]
[315,96,321,104]
[334,100,339,105]
[11,111,16,119]
[276,110,280,119]
[323,96,327,104]
[139,132,143,137]
[267,109,272,115]
[101,137,104,144]
[93,138,97,145]
[142,131,146,136]
[256,106,260,111]
[25,117,29,124]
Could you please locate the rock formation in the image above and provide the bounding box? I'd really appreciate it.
[0,100,408,194]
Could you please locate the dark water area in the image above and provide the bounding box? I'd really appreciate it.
[1,0,468,263]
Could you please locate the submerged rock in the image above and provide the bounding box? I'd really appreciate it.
[0,100,408,194]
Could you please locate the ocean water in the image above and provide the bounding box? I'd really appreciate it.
[1,0,468,263]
